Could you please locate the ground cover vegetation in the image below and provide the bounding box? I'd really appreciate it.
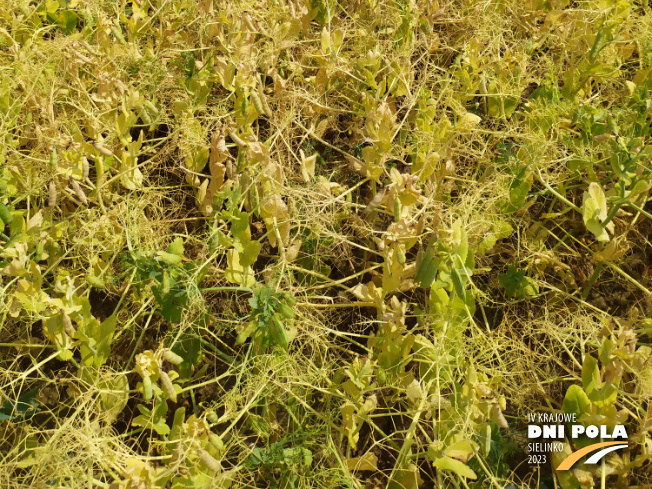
[1,0,652,487]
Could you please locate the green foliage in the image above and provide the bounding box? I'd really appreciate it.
[498,265,538,299]
[236,286,296,352]
[133,399,170,436]
[244,440,312,487]
[495,142,534,213]
[0,388,40,421]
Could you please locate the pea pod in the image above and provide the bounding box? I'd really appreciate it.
[419,256,440,288]
[111,25,127,44]
[208,433,224,452]
[48,180,57,208]
[143,100,159,115]
[236,149,246,172]
[395,246,406,265]
[159,369,177,402]
[589,29,605,63]
[34,242,44,262]
[282,292,296,306]
[197,449,221,473]
[414,249,434,283]
[61,310,76,338]
[81,156,90,180]
[205,410,218,423]
[161,270,171,295]
[228,130,246,148]
[70,178,87,205]
[394,198,401,221]
[142,375,153,401]
[171,407,186,439]
[163,349,184,365]
[250,91,265,116]
[93,142,114,157]
[0,203,12,225]
[50,241,64,257]
[139,106,152,125]
[270,315,289,350]
[377,368,387,385]
[49,149,58,169]
[277,302,295,320]
[451,268,467,301]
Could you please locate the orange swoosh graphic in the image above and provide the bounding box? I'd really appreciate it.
[557,441,626,470]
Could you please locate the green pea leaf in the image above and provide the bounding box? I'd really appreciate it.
[431,456,477,480]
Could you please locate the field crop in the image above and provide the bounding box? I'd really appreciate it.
[1,0,652,488]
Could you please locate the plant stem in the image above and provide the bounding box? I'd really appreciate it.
[627,202,652,221]
[201,286,253,293]
[536,170,583,213]
[581,262,603,300]
[601,202,623,228]
[601,455,606,489]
